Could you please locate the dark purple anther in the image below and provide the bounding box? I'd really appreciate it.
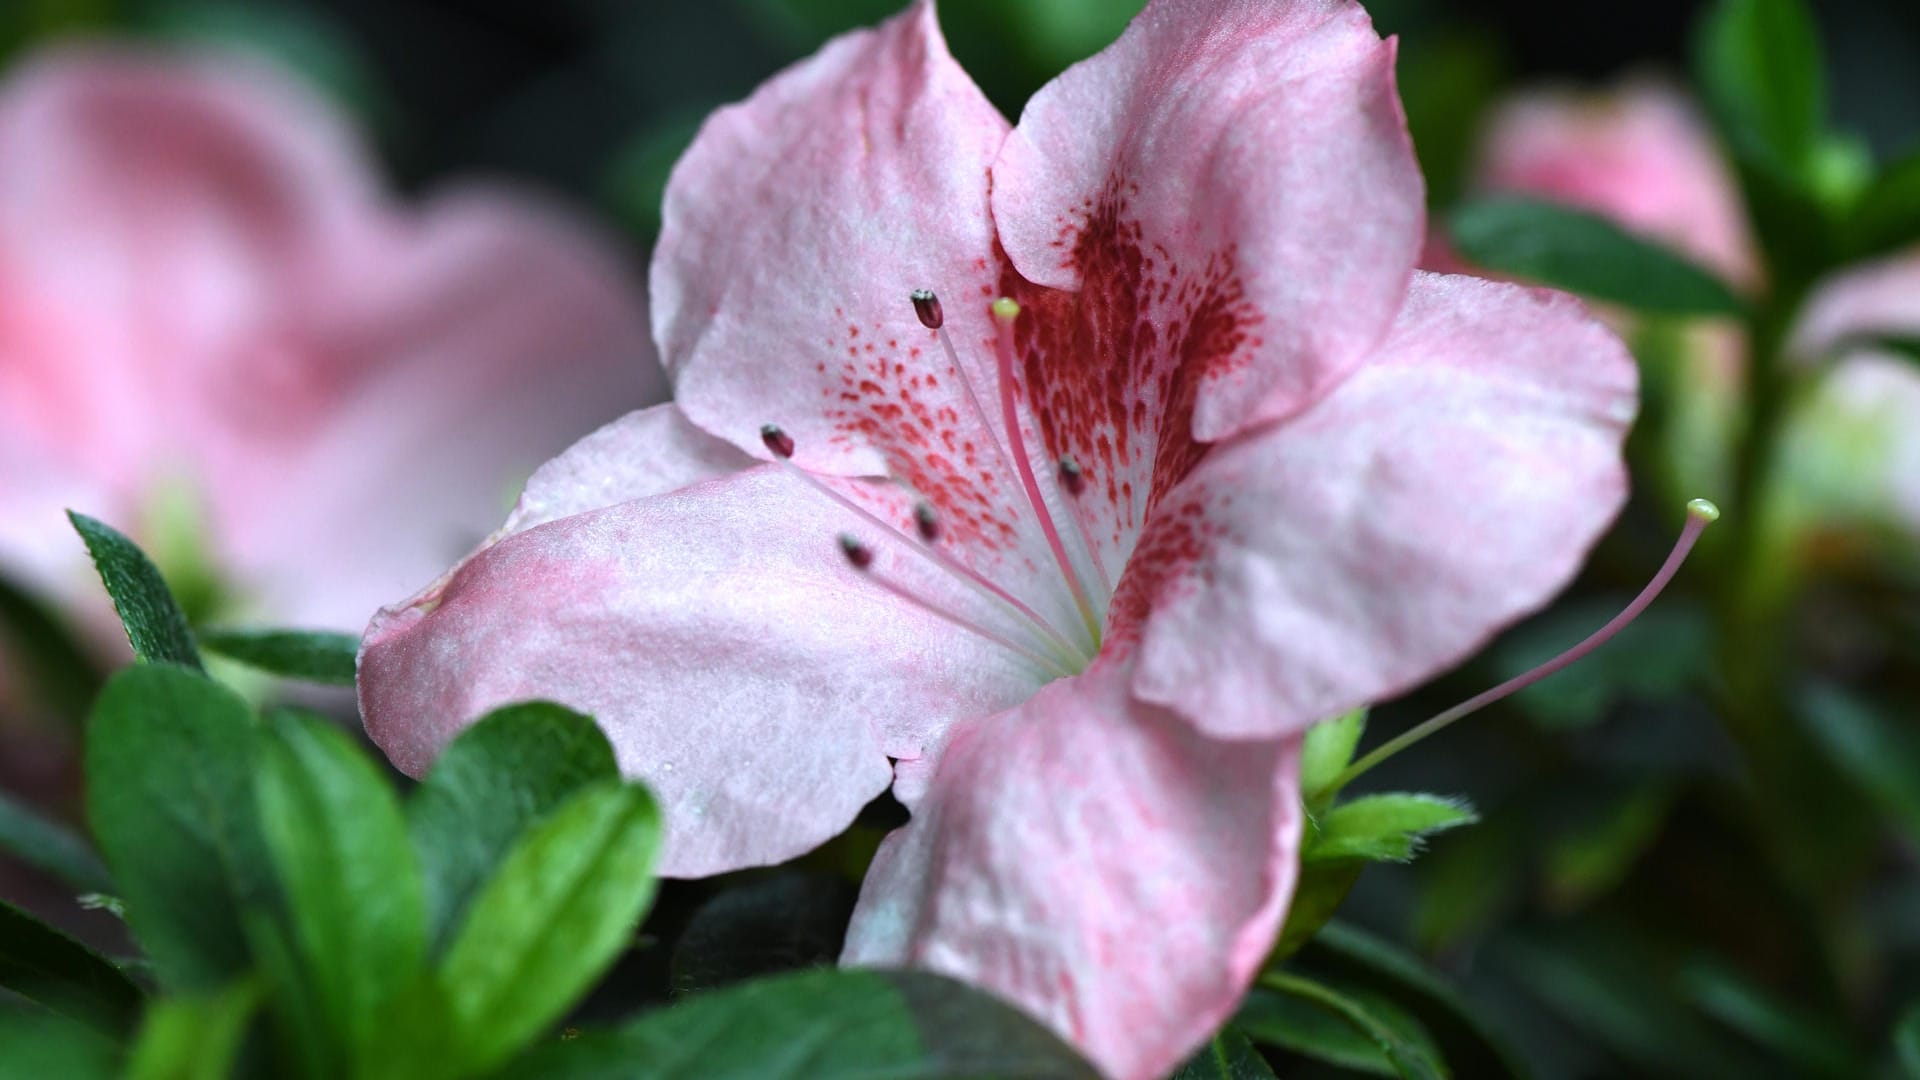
[910,289,944,330]
[1058,455,1087,498]
[760,423,795,459]
[913,501,940,543]
[838,533,874,570]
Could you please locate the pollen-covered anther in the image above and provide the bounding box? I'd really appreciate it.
[910,289,944,329]
[838,533,874,570]
[759,423,795,459]
[1058,455,1087,498]
[913,501,940,543]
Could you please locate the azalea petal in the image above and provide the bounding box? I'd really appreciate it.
[1790,250,1920,362]
[358,465,1041,877]
[217,189,663,630]
[1776,355,1920,536]
[991,0,1423,445]
[502,403,750,536]
[0,44,379,497]
[843,661,1302,1080]
[654,1,1013,479]
[1126,272,1636,740]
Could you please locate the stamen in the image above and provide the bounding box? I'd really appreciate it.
[1056,455,1114,596]
[910,289,944,330]
[840,532,1073,679]
[838,532,874,569]
[913,501,940,543]
[766,423,1083,661]
[914,289,1018,481]
[760,423,795,460]
[991,298,1102,647]
[1319,498,1722,797]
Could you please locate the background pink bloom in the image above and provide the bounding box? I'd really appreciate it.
[0,46,660,633]
[361,2,1635,1076]
[1475,79,1759,288]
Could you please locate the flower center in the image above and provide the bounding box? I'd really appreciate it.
[762,289,1120,680]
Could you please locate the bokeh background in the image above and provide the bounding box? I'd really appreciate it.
[3,1,1918,1077]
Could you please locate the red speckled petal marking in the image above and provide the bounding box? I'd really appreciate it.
[1001,184,1265,575]
[992,0,1423,443]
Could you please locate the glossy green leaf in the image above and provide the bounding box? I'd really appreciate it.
[0,788,113,895]
[1238,985,1406,1077]
[1695,0,1825,181]
[195,628,358,686]
[68,512,202,671]
[1306,794,1477,864]
[0,900,143,1037]
[1255,972,1447,1080]
[498,967,1098,1080]
[255,712,426,1068]
[437,781,662,1075]
[1303,922,1530,1079]
[1800,684,1920,847]
[1678,961,1862,1078]
[406,702,620,953]
[0,1007,120,1080]
[125,979,261,1080]
[85,664,269,991]
[1447,198,1746,316]
[1301,710,1367,807]
[1169,1028,1277,1080]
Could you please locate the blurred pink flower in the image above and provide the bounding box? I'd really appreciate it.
[0,46,659,632]
[358,2,1635,1075]
[1467,78,1920,561]
[1475,79,1759,289]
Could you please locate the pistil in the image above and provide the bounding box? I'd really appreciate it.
[1320,498,1723,796]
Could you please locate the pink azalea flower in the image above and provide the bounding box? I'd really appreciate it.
[358,2,1635,1075]
[1469,78,1920,563]
[0,46,658,632]
[1474,79,1759,289]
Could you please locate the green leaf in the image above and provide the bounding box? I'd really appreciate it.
[1302,922,1530,1079]
[255,712,426,1069]
[1307,794,1478,864]
[1239,986,1398,1076]
[1799,684,1920,847]
[1895,1001,1920,1078]
[0,1007,120,1080]
[1448,198,1746,316]
[85,664,270,991]
[1842,151,1920,259]
[67,512,202,671]
[0,788,113,895]
[0,900,144,1037]
[1301,710,1367,807]
[1271,860,1365,963]
[671,870,857,995]
[406,702,620,953]
[437,781,662,1075]
[195,628,358,686]
[1541,782,1676,908]
[1678,961,1863,1079]
[1255,972,1448,1080]
[125,979,262,1080]
[1169,1028,1277,1079]
[1695,0,1826,182]
[498,968,1098,1080]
